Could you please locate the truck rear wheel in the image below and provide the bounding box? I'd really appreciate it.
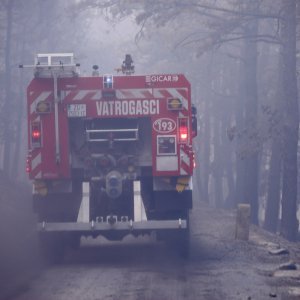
[38,233,65,264]
[157,227,190,259]
[177,226,190,258]
[157,211,190,258]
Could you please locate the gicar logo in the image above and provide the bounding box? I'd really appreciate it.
[146,75,179,83]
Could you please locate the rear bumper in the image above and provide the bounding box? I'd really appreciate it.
[38,219,187,233]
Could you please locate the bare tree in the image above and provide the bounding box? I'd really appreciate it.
[2,0,15,177]
[280,0,299,241]
[242,1,260,224]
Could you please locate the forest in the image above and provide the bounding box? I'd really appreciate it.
[0,0,299,241]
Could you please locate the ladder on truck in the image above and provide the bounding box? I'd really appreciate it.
[20,53,80,78]
[20,53,80,163]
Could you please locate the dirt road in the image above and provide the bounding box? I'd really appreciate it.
[5,200,300,300]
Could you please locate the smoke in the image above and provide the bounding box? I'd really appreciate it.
[0,173,40,299]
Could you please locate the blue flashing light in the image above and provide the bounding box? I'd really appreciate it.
[104,75,113,88]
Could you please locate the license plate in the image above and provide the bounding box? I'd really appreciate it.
[67,104,86,117]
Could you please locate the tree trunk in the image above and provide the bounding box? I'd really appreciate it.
[223,112,235,208]
[280,0,299,241]
[3,0,14,176]
[200,55,213,203]
[235,58,246,207]
[242,1,259,225]
[202,98,211,203]
[264,140,282,232]
[264,47,283,233]
[234,16,251,208]
[212,116,223,207]
[11,41,25,179]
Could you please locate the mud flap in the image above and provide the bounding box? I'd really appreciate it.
[77,182,90,223]
[134,181,147,221]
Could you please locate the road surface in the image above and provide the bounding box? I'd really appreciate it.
[4,200,300,300]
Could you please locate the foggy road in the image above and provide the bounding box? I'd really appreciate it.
[10,200,297,300]
[1,2,300,300]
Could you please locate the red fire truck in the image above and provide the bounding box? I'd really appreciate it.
[22,53,197,261]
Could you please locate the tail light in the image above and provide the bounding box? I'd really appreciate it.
[26,156,31,173]
[31,122,42,148]
[179,118,188,143]
[193,152,196,169]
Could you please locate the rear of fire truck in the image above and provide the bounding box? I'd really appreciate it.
[23,53,197,262]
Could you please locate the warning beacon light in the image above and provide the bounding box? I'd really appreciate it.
[92,65,99,76]
[122,54,135,75]
[103,75,113,89]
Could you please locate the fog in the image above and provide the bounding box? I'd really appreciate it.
[0,0,299,298]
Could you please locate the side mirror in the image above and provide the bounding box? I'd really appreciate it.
[191,105,198,138]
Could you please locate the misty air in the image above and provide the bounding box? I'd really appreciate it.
[0,1,300,299]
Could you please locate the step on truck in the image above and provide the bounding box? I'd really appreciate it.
[21,53,197,261]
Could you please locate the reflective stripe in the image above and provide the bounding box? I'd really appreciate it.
[32,115,41,123]
[180,148,190,175]
[60,90,71,101]
[73,90,90,101]
[69,90,101,101]
[35,171,42,179]
[32,153,41,171]
[181,148,190,166]
[91,90,102,100]
[68,88,188,107]
[116,89,152,99]
[153,88,188,106]
[180,168,188,175]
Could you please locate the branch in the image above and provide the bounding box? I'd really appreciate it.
[174,31,209,49]
[134,17,148,43]
[217,34,282,45]
[189,2,282,21]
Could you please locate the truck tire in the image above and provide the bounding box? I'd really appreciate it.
[164,211,190,259]
[177,226,190,259]
[180,210,190,258]
[38,233,65,265]
[67,234,81,250]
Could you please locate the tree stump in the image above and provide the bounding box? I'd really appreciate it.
[235,204,251,240]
